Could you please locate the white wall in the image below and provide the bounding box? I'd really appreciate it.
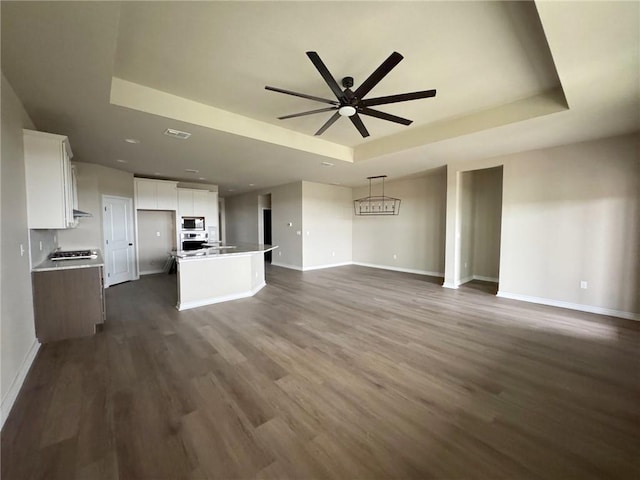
[0,74,38,426]
[445,133,639,318]
[137,210,175,274]
[498,134,639,316]
[225,181,304,269]
[472,167,502,280]
[57,161,134,250]
[270,182,303,269]
[302,181,352,270]
[352,169,447,276]
[225,192,260,244]
[459,167,503,283]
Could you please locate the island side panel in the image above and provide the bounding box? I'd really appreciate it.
[177,254,254,310]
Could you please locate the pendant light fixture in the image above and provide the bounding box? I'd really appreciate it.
[354,175,401,216]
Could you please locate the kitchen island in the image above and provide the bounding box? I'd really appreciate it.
[175,243,277,311]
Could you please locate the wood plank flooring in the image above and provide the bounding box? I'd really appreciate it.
[2,265,639,479]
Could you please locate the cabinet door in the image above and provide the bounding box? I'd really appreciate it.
[177,189,194,217]
[204,192,219,235]
[62,142,75,227]
[33,267,102,343]
[23,130,70,229]
[192,190,210,217]
[135,179,157,209]
[156,182,178,210]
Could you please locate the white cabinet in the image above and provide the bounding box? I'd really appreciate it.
[177,188,210,217]
[23,129,76,229]
[134,178,177,210]
[177,188,219,236]
[205,191,219,237]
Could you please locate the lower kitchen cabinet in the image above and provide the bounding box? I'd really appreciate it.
[32,266,106,343]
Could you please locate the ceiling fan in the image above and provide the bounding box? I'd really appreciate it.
[265,51,436,138]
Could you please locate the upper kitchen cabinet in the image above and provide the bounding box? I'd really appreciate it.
[23,129,76,229]
[177,188,210,218]
[134,178,178,210]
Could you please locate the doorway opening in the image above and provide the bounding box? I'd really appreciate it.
[457,166,503,293]
[258,193,273,263]
[263,209,272,263]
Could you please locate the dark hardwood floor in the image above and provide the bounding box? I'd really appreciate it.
[2,265,639,479]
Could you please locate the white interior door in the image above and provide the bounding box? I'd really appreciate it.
[103,195,135,287]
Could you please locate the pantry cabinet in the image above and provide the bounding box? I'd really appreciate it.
[134,178,178,210]
[23,129,76,229]
[177,188,210,218]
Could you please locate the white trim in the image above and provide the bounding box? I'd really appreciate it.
[139,269,164,275]
[270,261,303,271]
[1,340,40,428]
[473,275,499,282]
[496,291,640,321]
[442,282,459,289]
[176,282,266,311]
[302,261,352,271]
[352,262,444,277]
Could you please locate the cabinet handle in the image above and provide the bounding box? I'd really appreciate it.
[128,243,133,246]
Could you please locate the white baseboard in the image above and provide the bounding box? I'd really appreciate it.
[496,291,640,321]
[442,282,459,289]
[459,275,473,285]
[1,339,40,428]
[352,262,444,278]
[302,261,352,271]
[176,282,266,311]
[473,275,499,282]
[140,269,164,275]
[270,261,303,271]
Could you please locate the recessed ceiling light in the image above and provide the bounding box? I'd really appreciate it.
[154,172,162,175]
[185,168,199,174]
[321,161,334,167]
[164,128,191,140]
[198,177,206,180]
[249,183,255,187]
[124,138,140,144]
[116,159,128,163]
[228,189,235,192]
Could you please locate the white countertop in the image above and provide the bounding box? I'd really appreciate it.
[33,250,104,272]
[175,243,277,261]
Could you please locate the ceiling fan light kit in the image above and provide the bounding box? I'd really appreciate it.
[354,175,401,216]
[265,51,437,138]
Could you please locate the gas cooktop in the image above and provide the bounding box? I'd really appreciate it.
[50,250,98,261]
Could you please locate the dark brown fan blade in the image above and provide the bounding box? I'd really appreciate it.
[360,89,436,107]
[353,52,403,100]
[306,52,346,102]
[265,86,339,105]
[358,107,412,126]
[314,111,341,136]
[278,107,338,120]
[349,113,370,138]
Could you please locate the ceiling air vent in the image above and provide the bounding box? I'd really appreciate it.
[164,128,191,140]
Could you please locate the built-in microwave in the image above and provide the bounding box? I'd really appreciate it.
[181,216,205,231]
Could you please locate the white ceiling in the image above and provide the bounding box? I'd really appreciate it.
[2,1,638,196]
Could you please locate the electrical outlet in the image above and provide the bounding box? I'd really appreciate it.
[393,254,397,260]
[332,251,335,257]
[156,231,161,237]
[464,261,468,268]
[296,230,301,236]
[20,244,25,257]
[39,241,43,251]
[580,280,588,289]
[278,251,282,256]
